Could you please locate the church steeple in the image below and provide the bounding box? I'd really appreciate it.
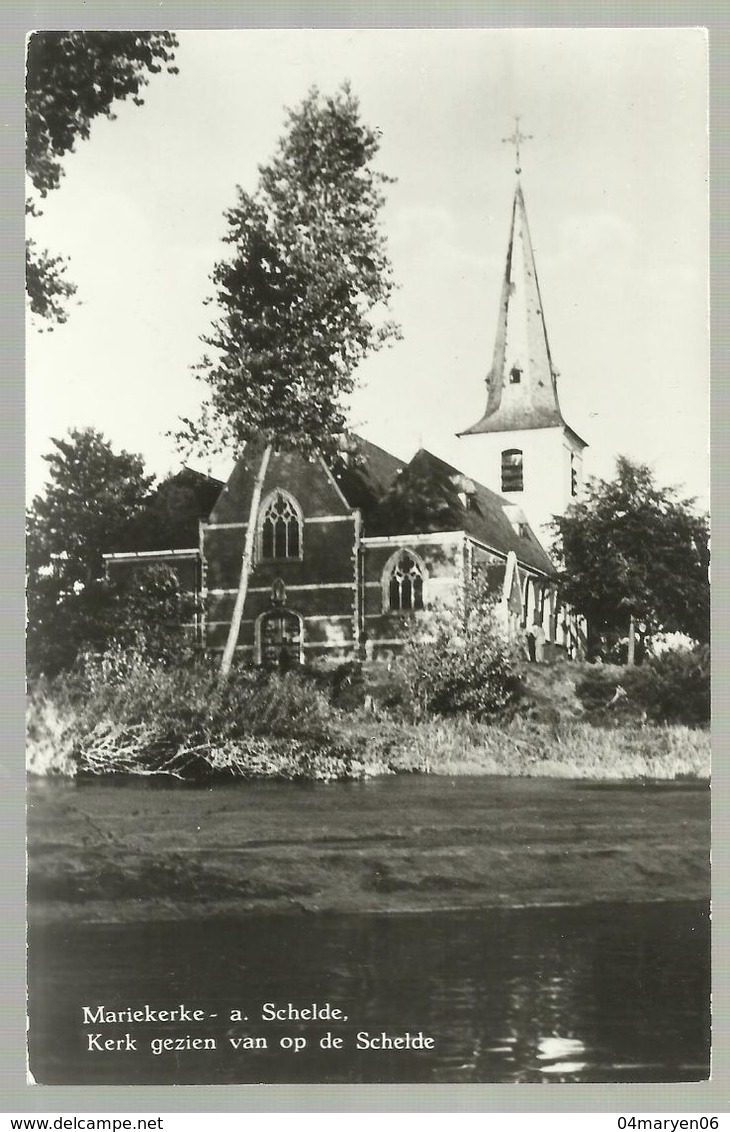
[457,132,587,546]
[459,180,566,437]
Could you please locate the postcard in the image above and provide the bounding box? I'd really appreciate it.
[24,27,710,1089]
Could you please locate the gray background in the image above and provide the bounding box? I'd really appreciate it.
[3,0,726,1114]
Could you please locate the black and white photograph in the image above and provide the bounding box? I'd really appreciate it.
[25,27,710,1086]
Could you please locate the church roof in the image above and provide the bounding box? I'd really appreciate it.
[404,448,556,576]
[208,443,352,525]
[459,181,584,445]
[173,433,554,576]
[334,435,406,509]
[115,467,225,552]
[336,436,555,576]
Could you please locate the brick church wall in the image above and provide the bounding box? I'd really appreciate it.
[360,533,465,660]
[202,449,359,665]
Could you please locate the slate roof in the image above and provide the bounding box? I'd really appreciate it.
[177,467,226,514]
[332,435,406,523]
[460,181,585,447]
[404,448,556,576]
[147,435,554,576]
[335,435,555,576]
[116,467,225,552]
[350,436,406,496]
[207,444,352,525]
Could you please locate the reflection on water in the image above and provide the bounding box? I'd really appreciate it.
[535,1035,588,1075]
[28,901,709,1084]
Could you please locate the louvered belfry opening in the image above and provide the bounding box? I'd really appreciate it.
[501,449,524,493]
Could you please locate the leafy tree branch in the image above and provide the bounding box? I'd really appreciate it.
[25,30,179,325]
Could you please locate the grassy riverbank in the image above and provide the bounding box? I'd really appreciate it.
[27,773,710,925]
[27,653,710,783]
[26,653,711,1092]
[26,649,711,923]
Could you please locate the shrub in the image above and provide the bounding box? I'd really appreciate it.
[575,644,710,727]
[26,681,78,776]
[28,644,414,781]
[222,668,338,741]
[635,644,710,726]
[328,661,367,710]
[574,663,629,717]
[52,651,340,745]
[394,582,523,721]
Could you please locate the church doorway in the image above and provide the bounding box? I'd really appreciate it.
[259,609,303,669]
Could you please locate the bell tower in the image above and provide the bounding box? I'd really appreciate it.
[458,120,587,548]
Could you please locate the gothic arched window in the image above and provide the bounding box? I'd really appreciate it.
[385,551,425,613]
[259,491,302,560]
[501,449,523,493]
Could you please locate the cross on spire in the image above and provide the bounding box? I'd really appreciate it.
[502,116,533,175]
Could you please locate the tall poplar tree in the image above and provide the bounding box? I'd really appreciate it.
[181,84,400,675]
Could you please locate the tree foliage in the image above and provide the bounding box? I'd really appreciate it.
[395,573,523,721]
[27,427,155,585]
[25,236,78,323]
[181,83,400,461]
[25,428,160,675]
[27,565,192,680]
[25,31,178,323]
[551,457,710,650]
[178,84,399,675]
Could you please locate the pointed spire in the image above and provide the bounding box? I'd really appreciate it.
[459,180,566,436]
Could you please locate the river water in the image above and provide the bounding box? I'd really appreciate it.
[28,899,709,1084]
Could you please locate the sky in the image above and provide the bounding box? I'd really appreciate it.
[26,27,709,512]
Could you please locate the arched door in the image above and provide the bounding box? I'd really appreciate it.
[260,610,302,669]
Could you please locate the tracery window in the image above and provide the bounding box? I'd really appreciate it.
[501,449,524,493]
[387,551,424,613]
[260,492,302,560]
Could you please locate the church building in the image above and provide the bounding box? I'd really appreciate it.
[104,164,588,667]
